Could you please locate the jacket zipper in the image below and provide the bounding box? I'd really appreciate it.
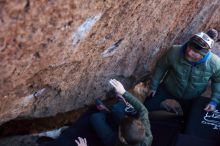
[183,65,193,97]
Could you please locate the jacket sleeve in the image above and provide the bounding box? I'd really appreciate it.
[211,69,220,105]
[123,91,153,146]
[149,47,173,90]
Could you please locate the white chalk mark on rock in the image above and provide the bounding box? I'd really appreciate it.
[101,38,124,58]
[151,46,160,56]
[71,13,102,46]
[36,126,69,139]
[33,88,47,97]
[22,88,47,107]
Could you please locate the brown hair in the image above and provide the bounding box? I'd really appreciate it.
[120,117,145,145]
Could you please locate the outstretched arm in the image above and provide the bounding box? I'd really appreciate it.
[109,79,153,146]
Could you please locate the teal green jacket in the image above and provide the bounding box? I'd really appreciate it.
[116,91,153,146]
[150,45,220,105]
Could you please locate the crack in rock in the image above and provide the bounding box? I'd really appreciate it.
[101,38,124,58]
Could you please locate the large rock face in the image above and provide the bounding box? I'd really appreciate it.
[0,0,220,125]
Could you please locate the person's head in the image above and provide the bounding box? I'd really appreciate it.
[185,29,218,62]
[118,117,145,145]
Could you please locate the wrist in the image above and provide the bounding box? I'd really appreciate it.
[209,100,218,107]
[121,90,126,95]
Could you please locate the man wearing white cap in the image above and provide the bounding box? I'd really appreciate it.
[144,29,220,115]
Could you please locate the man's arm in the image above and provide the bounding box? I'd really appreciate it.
[123,91,153,146]
[109,79,153,146]
[150,48,172,91]
[206,69,220,111]
[211,69,220,103]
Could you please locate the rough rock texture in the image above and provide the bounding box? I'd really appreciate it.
[0,0,220,125]
[0,135,38,146]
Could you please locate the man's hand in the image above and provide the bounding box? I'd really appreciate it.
[204,104,216,111]
[109,79,126,95]
[147,89,156,97]
[160,99,183,115]
[75,137,88,146]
